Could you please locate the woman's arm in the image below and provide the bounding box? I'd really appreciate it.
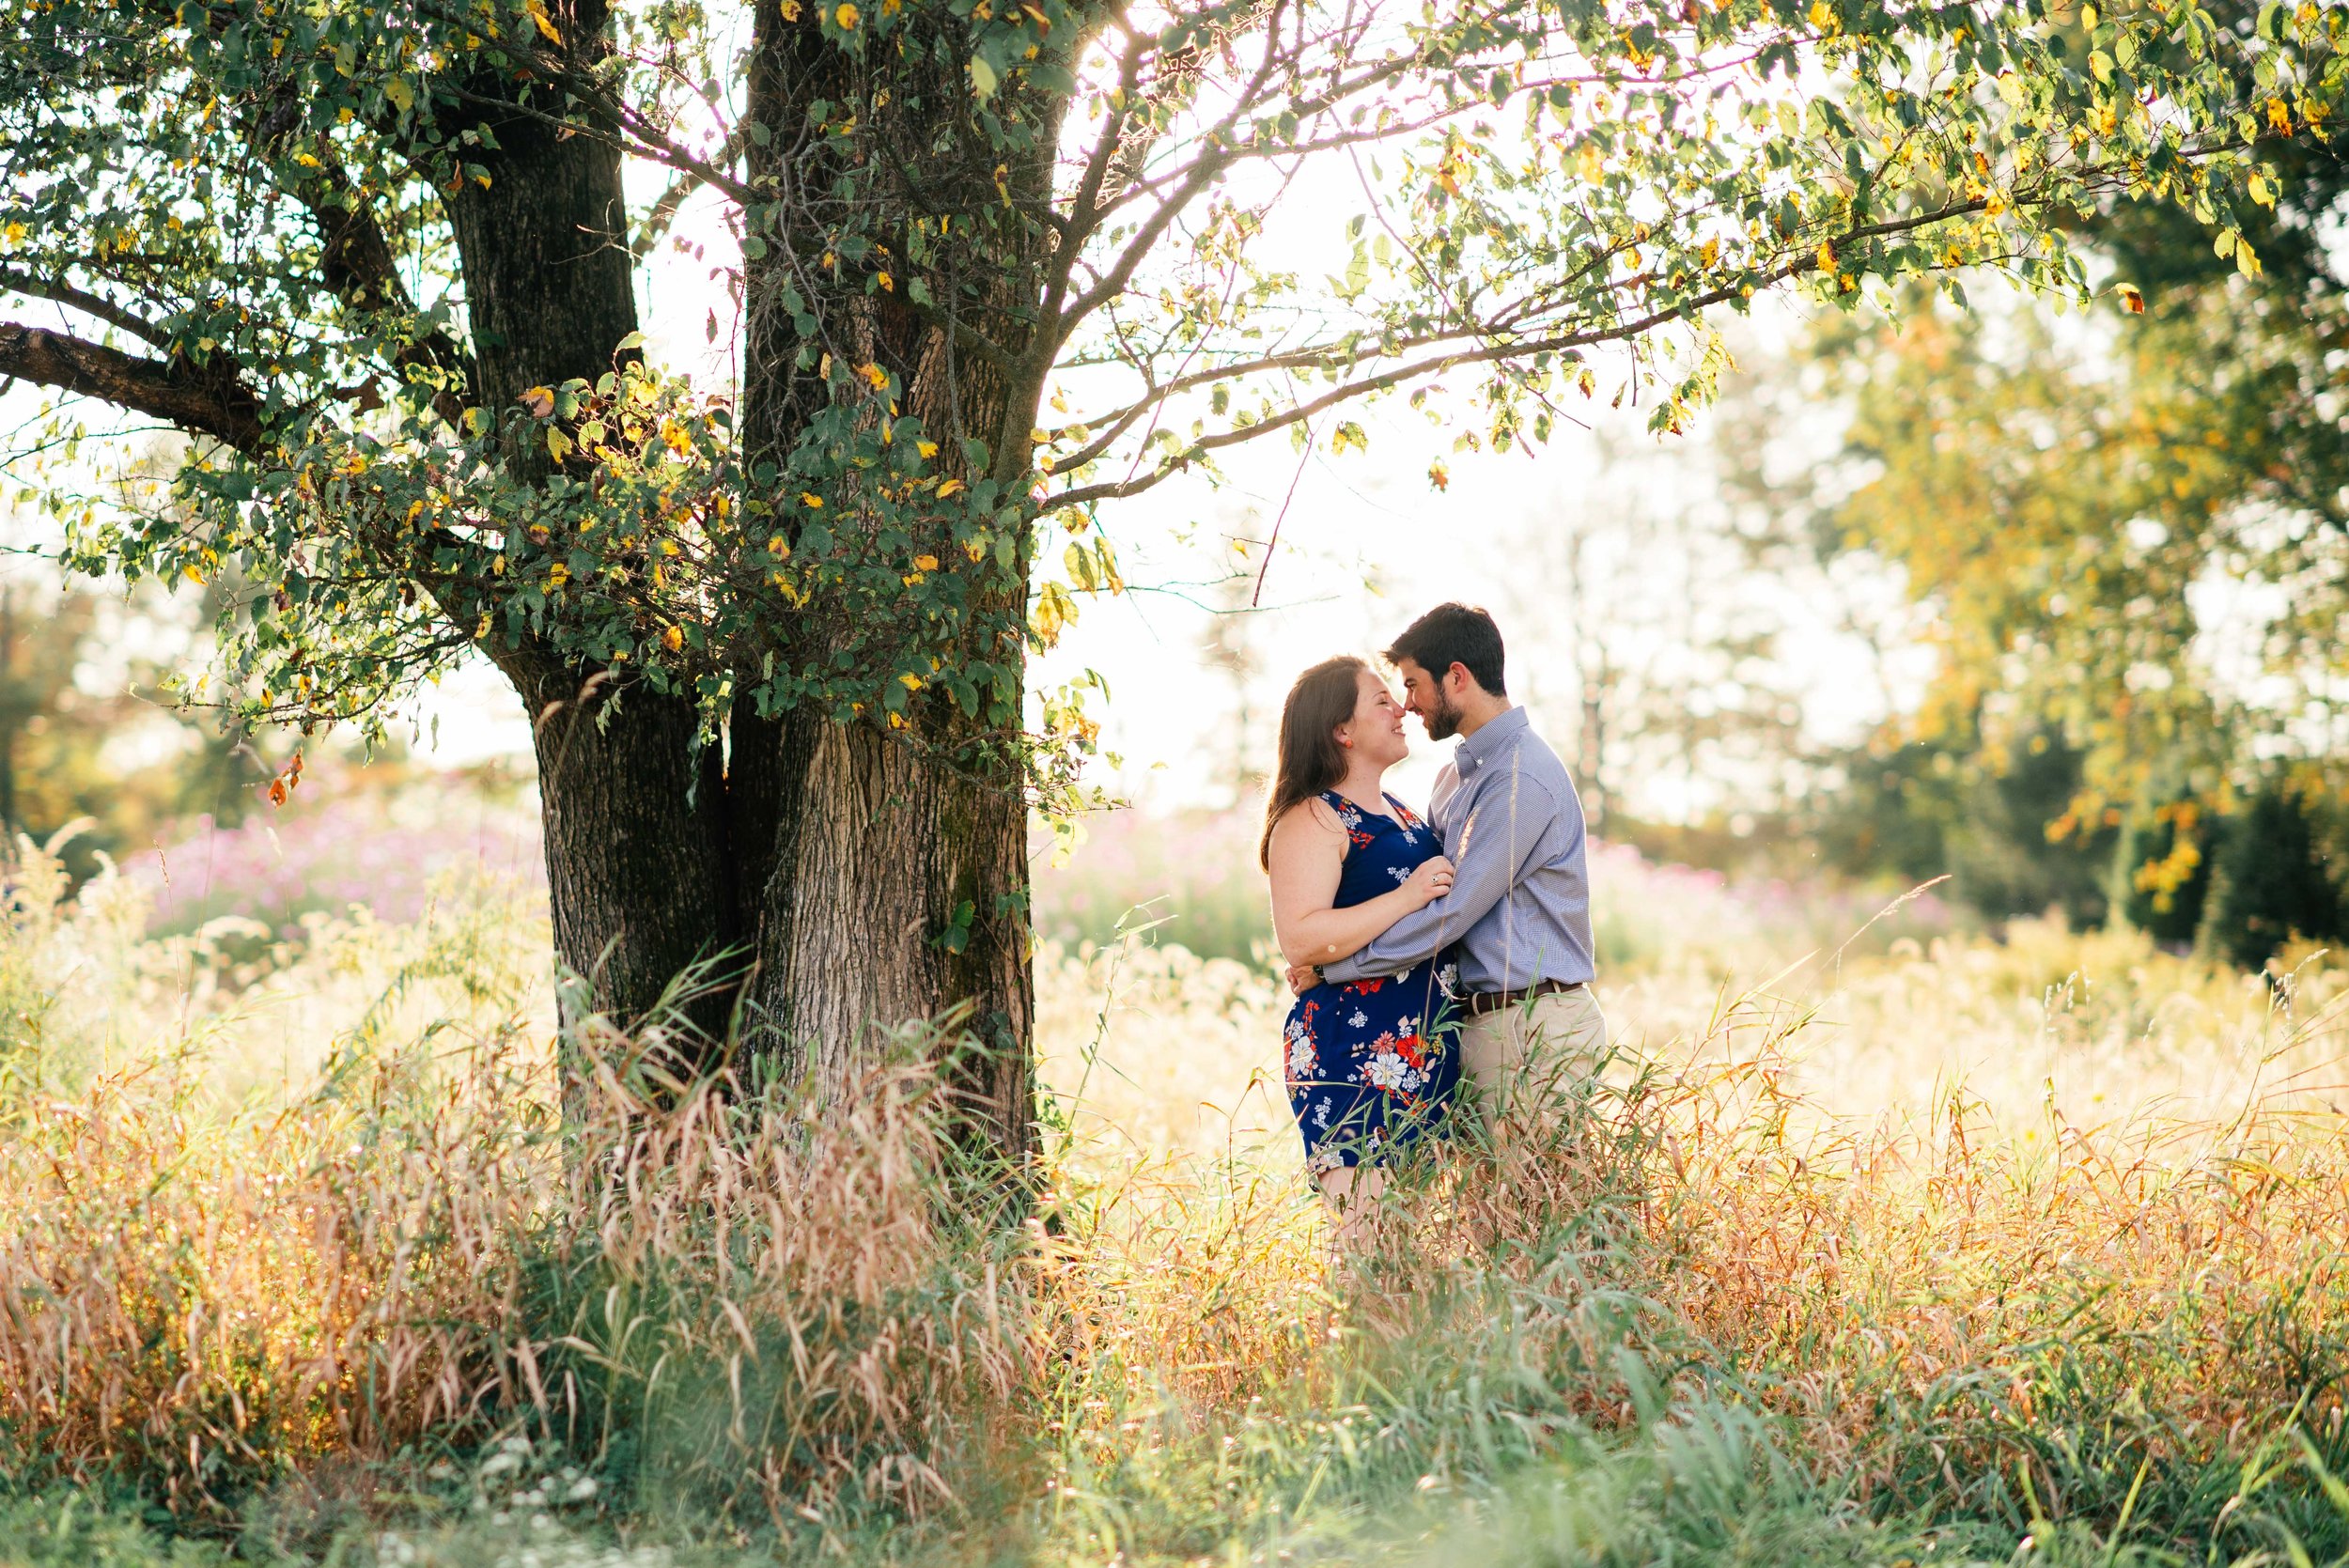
[1266,800,1453,969]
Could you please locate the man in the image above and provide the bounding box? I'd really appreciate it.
[1291,602,1605,1121]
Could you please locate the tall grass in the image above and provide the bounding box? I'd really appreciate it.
[4,825,2349,1565]
[0,831,1024,1547]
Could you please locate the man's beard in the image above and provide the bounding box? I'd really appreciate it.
[1421,690,1463,741]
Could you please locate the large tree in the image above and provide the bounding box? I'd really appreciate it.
[0,0,2326,1147]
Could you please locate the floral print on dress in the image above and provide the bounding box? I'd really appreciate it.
[1283,790,1461,1172]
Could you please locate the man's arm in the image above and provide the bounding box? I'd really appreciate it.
[1321,775,1557,982]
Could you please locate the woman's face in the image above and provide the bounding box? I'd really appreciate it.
[1336,666,1410,769]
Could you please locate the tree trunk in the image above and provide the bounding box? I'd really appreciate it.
[417,0,1051,1158]
[445,0,754,1057]
[720,0,1051,1156]
[491,642,749,1053]
[748,722,1032,1155]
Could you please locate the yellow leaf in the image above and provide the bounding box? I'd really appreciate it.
[1815,241,1835,272]
[936,478,966,498]
[182,563,205,584]
[835,0,859,27]
[877,271,894,291]
[899,673,924,691]
[1030,580,1078,646]
[917,440,940,459]
[384,76,414,113]
[662,625,685,652]
[526,0,562,41]
[800,491,825,508]
[913,553,939,571]
[522,385,555,419]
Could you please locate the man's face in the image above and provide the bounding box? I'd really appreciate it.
[1394,658,1464,741]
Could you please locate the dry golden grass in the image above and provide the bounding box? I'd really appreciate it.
[1033,914,2349,1531]
[7,827,2349,1561]
[0,838,1022,1527]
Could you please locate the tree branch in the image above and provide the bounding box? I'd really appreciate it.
[0,269,175,351]
[1049,194,2002,510]
[634,124,743,257]
[0,322,265,453]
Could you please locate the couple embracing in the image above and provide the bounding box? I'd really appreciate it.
[1259,603,1603,1239]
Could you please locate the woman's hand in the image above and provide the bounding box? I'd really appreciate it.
[1402,854,1455,909]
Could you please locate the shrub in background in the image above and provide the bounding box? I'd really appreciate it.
[2113,800,2216,946]
[2201,779,2346,972]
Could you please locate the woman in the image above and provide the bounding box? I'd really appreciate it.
[1261,656,1461,1239]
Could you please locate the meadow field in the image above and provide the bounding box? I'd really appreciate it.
[3,807,2346,1567]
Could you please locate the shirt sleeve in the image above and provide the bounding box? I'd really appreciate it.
[1322,771,1558,982]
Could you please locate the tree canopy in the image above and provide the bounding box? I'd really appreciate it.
[5,0,2328,766]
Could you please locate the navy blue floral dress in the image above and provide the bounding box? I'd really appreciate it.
[1283,790,1461,1173]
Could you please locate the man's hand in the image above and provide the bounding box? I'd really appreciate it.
[1284,961,1320,996]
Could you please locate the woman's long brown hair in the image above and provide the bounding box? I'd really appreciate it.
[1259,656,1369,870]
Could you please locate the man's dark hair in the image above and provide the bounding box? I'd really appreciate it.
[1385,602,1506,696]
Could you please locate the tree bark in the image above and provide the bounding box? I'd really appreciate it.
[445,0,752,1059]
[749,722,1033,1155]
[490,641,747,1054]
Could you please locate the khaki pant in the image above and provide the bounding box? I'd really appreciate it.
[1457,985,1608,1124]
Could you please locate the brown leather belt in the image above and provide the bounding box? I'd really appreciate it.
[1463,978,1586,1018]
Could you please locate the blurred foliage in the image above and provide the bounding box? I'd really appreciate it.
[1731,44,2349,968]
[2203,779,2348,969]
[0,572,260,877]
[1803,728,2118,930]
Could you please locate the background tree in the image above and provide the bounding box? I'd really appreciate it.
[1748,35,2349,960]
[0,540,261,877]
[0,0,2327,1144]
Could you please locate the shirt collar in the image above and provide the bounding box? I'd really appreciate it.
[1453,705,1528,779]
